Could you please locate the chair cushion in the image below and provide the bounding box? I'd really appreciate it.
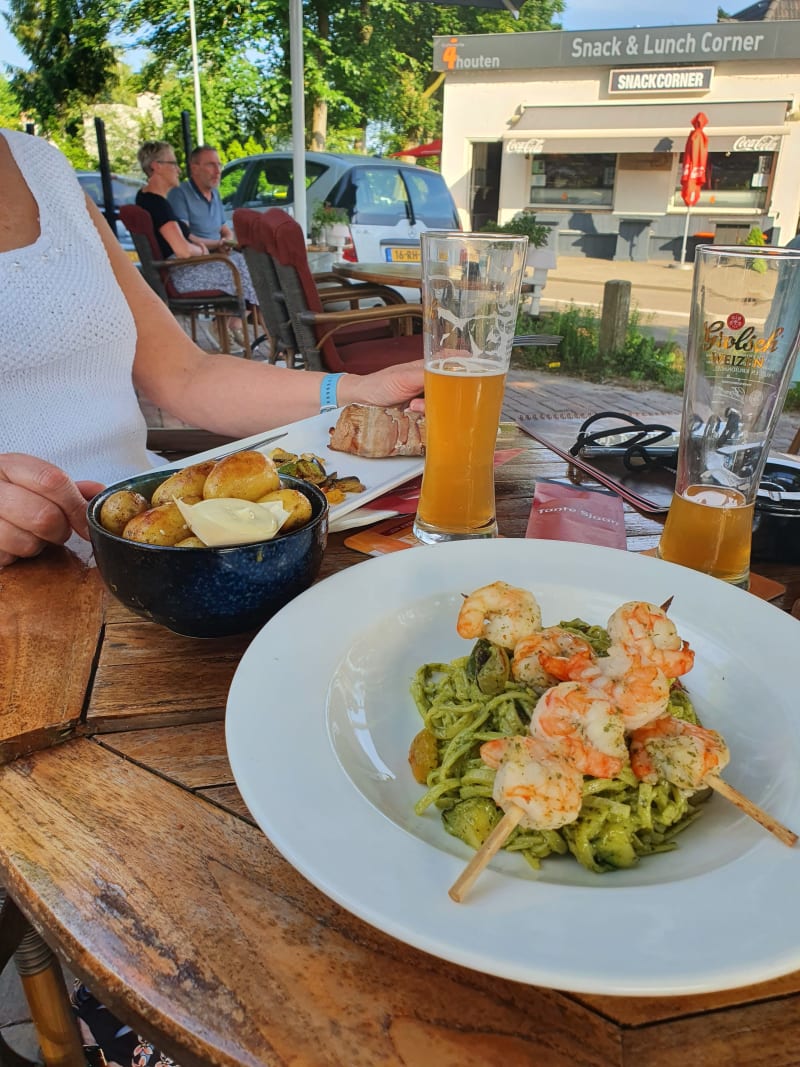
[335,334,421,375]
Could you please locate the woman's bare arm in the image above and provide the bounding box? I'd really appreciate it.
[159,217,207,257]
[86,197,423,436]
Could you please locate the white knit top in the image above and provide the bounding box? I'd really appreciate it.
[0,129,152,485]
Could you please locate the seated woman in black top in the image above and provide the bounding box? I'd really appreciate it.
[135,141,258,343]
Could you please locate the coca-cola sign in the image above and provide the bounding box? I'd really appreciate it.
[732,135,780,152]
[506,138,545,155]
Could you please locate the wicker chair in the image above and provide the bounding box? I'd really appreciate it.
[120,204,252,358]
[263,209,423,373]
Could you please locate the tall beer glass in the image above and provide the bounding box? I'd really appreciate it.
[657,244,800,587]
[413,232,528,544]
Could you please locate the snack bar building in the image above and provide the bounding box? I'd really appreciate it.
[433,20,800,260]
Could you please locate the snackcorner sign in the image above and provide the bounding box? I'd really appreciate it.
[434,21,800,261]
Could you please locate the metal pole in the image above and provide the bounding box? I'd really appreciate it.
[94,117,118,237]
[290,0,307,238]
[188,0,204,144]
[679,206,691,268]
[181,110,193,176]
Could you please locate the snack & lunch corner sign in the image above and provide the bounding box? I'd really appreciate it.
[434,20,800,71]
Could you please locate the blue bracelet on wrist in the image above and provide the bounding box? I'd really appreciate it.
[319,372,345,413]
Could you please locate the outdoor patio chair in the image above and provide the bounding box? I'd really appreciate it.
[120,204,253,358]
[233,207,300,366]
[264,209,423,373]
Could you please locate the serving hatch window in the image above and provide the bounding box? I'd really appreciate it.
[670,151,774,210]
[528,154,616,207]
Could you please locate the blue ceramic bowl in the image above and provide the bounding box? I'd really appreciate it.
[87,470,328,638]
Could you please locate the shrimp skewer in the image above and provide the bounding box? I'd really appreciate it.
[630,715,797,848]
[449,736,582,903]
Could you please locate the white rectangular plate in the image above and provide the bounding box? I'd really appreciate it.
[149,409,424,531]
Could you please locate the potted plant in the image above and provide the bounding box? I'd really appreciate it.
[310,202,350,249]
[481,211,550,248]
[481,212,557,315]
[743,225,768,273]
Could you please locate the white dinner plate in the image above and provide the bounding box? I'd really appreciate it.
[225,539,800,996]
[150,409,423,530]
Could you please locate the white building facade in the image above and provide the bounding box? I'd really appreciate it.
[434,21,800,260]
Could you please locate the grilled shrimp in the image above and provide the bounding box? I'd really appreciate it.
[530,681,627,779]
[512,626,596,691]
[479,735,583,831]
[457,581,542,650]
[629,714,730,791]
[607,601,695,678]
[571,646,671,732]
[557,643,671,732]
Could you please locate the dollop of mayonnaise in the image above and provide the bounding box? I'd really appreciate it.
[175,497,290,547]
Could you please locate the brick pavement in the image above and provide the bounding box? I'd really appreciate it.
[503,369,800,454]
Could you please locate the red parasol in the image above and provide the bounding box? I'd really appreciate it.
[389,139,442,159]
[680,112,709,208]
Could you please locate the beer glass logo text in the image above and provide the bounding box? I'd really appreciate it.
[703,314,784,368]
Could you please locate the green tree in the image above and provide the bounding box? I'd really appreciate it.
[124,0,563,150]
[153,61,278,155]
[5,0,122,130]
[0,76,23,129]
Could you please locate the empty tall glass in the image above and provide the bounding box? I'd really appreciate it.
[657,244,800,586]
[412,232,528,545]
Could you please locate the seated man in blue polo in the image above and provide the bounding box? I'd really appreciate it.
[168,144,259,351]
[168,145,233,251]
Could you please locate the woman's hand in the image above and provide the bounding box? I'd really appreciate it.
[0,454,104,567]
[339,360,425,411]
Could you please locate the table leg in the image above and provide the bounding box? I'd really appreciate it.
[0,890,85,1067]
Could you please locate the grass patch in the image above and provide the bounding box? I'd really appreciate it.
[513,304,685,392]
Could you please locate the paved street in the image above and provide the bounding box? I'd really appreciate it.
[540,254,694,336]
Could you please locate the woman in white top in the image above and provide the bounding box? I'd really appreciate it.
[0,128,423,568]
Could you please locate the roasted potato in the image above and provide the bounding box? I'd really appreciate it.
[203,451,279,502]
[99,490,149,537]
[257,488,313,532]
[151,461,216,506]
[174,536,207,548]
[122,501,192,546]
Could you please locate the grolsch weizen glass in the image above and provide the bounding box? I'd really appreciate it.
[658,244,800,587]
[413,232,528,544]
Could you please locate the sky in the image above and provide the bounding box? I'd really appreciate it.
[0,1,732,71]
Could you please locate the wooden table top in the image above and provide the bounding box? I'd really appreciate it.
[1,422,799,1067]
[333,261,422,289]
[334,260,537,295]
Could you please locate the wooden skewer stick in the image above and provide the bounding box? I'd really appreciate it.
[449,806,524,903]
[706,774,797,848]
[655,596,795,847]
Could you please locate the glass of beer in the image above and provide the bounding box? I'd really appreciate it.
[657,243,800,587]
[413,231,528,544]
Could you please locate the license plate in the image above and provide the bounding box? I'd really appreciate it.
[385,247,421,263]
